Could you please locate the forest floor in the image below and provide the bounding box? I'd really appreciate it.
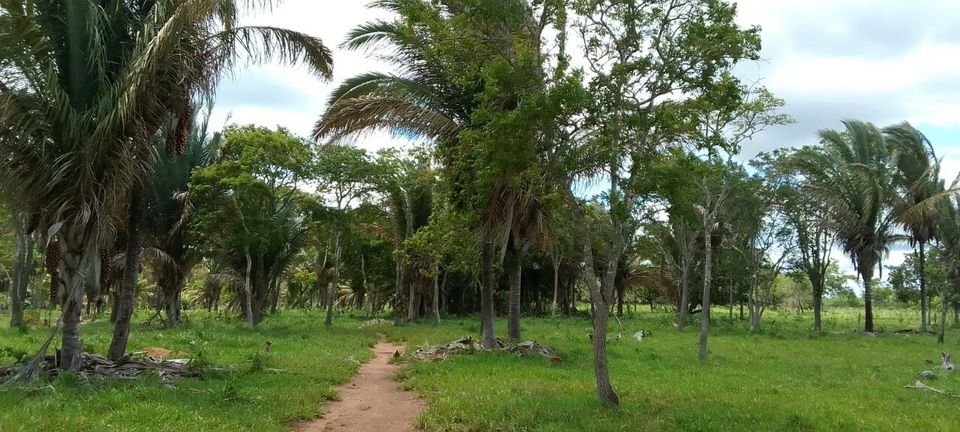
[0,307,958,431]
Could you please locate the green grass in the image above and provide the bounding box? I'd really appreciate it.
[0,307,958,431]
[0,310,377,431]
[384,308,960,432]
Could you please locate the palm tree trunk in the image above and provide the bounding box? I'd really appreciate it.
[325,230,341,326]
[59,225,98,370]
[109,185,143,359]
[508,255,522,341]
[919,241,928,332]
[862,270,874,332]
[10,210,26,327]
[480,240,497,349]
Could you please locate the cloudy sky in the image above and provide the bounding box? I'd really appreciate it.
[210,0,960,281]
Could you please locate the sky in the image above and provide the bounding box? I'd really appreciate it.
[210,0,960,286]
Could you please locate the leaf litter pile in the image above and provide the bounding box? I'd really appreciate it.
[410,337,561,363]
[0,347,204,383]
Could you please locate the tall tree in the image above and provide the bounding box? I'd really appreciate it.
[886,122,943,332]
[191,125,314,327]
[793,121,897,333]
[0,0,332,374]
[567,0,763,403]
[314,146,375,326]
[766,149,835,332]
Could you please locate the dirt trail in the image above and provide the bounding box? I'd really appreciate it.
[295,337,424,432]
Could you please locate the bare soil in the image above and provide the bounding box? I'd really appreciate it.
[294,337,424,432]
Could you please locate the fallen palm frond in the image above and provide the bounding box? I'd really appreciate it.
[0,352,209,383]
[905,381,960,399]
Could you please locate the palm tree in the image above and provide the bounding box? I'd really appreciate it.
[793,121,897,332]
[885,122,944,332]
[935,199,960,344]
[143,103,222,327]
[316,0,547,348]
[0,0,332,374]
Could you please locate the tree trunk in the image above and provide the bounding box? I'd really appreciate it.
[508,255,522,341]
[678,260,690,329]
[108,186,143,359]
[699,230,712,362]
[938,278,954,344]
[163,272,185,328]
[551,257,560,312]
[564,188,619,406]
[862,270,874,332]
[431,272,440,326]
[728,282,734,320]
[59,225,97,370]
[10,211,26,327]
[407,264,418,323]
[813,288,823,332]
[919,241,928,332]
[243,249,255,328]
[616,275,625,318]
[325,231,341,326]
[480,240,497,349]
[393,260,403,325]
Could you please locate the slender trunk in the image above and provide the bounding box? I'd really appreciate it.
[748,266,760,333]
[108,186,142,359]
[616,275,625,318]
[407,264,418,322]
[508,254,522,341]
[551,257,560,312]
[939,278,954,344]
[480,240,497,348]
[938,295,947,344]
[813,290,823,332]
[728,281,734,320]
[590,294,617,405]
[699,226,713,362]
[10,211,26,327]
[269,275,280,315]
[360,254,368,313]
[919,241,928,332]
[862,271,874,332]
[431,271,440,326]
[440,270,449,317]
[564,188,618,406]
[325,231,341,326]
[954,302,959,327]
[394,260,403,325]
[678,258,690,329]
[243,249,254,328]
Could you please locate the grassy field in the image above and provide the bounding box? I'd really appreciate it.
[1,307,958,431]
[0,310,377,431]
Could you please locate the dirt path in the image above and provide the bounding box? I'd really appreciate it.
[295,337,424,432]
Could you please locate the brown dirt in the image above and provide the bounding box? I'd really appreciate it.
[294,337,424,432]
